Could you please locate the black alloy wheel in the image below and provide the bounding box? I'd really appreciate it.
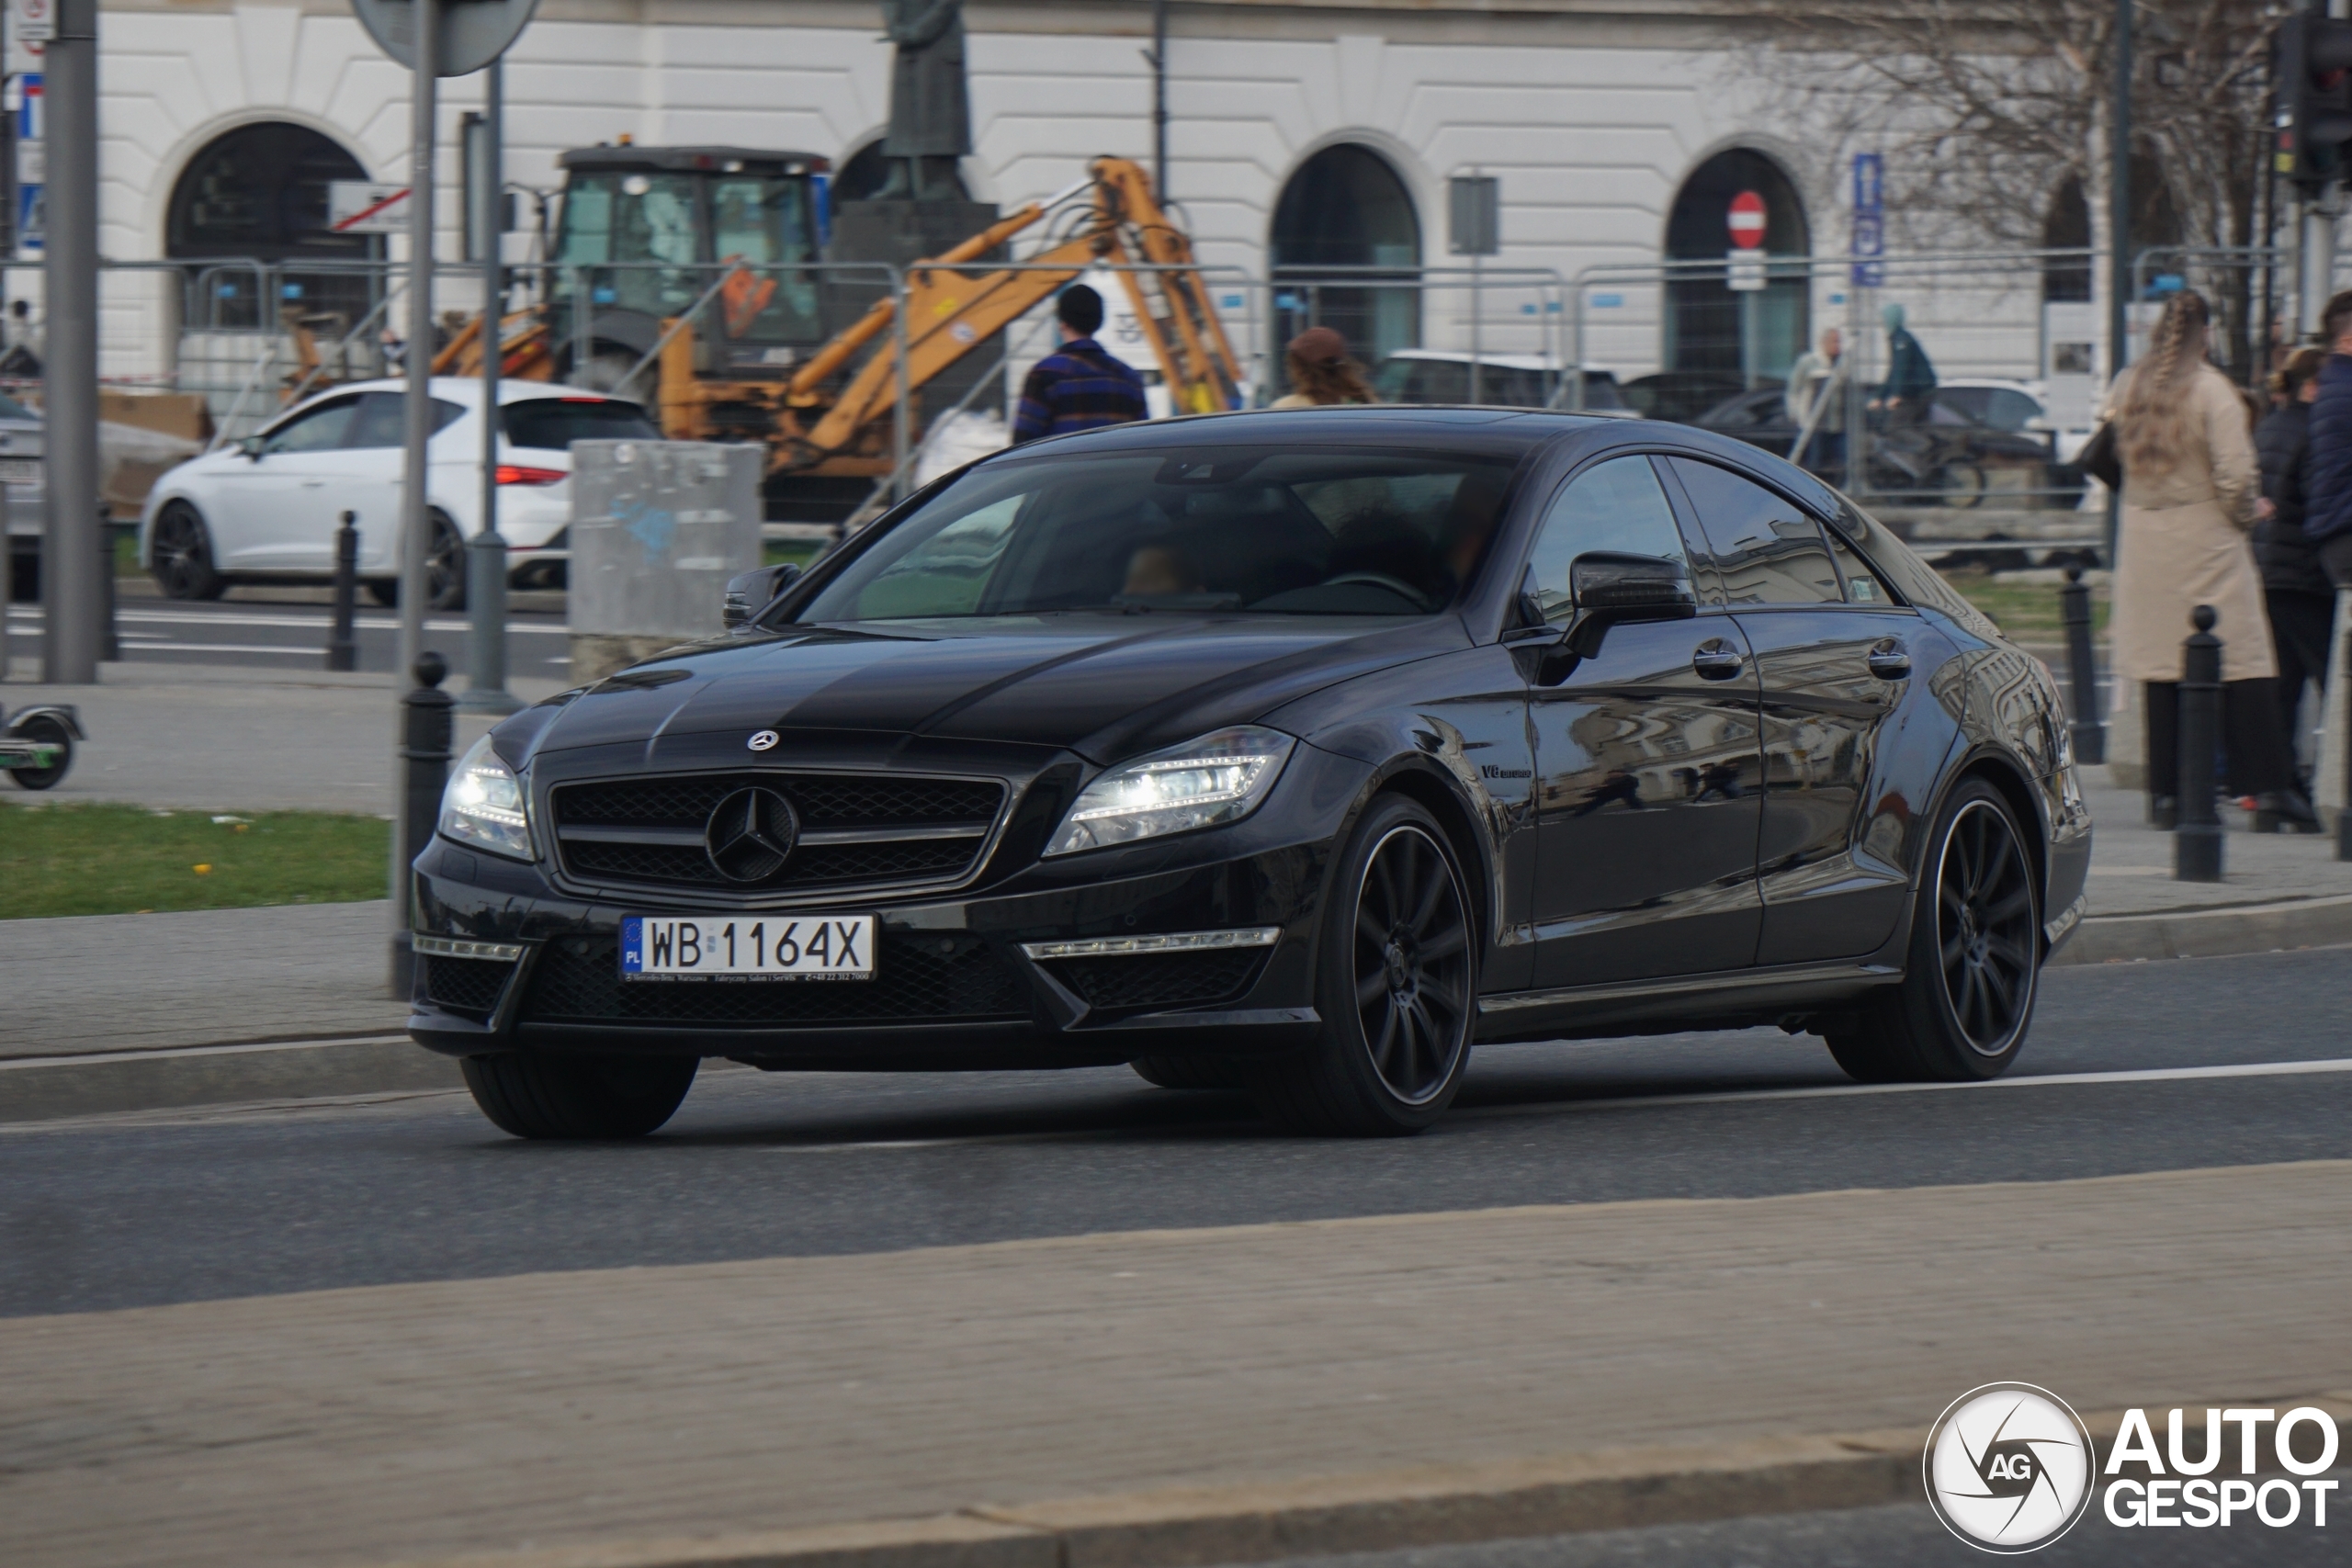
[6,713,74,790]
[151,502,225,601]
[372,513,469,610]
[1247,795,1476,1135]
[460,1051,698,1139]
[1825,779,2041,1083]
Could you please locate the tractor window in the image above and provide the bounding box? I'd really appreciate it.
[707,176,821,341]
[555,172,705,317]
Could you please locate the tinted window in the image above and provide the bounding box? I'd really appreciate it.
[504,398,662,450]
[1930,388,1989,425]
[802,447,1520,622]
[1667,457,1840,604]
[1986,389,2043,430]
[346,393,465,449]
[259,397,360,455]
[1524,456,1689,623]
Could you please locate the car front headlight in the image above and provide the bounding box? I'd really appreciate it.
[1046,726,1296,857]
[439,735,536,862]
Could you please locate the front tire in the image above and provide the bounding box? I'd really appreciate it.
[1245,795,1476,1135]
[151,502,225,601]
[1824,780,2041,1083]
[460,1052,698,1139]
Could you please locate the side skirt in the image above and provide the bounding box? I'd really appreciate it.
[1473,961,1903,1044]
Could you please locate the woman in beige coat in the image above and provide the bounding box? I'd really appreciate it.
[2109,290,2317,830]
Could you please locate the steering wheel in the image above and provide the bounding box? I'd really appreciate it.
[1318,571,1434,611]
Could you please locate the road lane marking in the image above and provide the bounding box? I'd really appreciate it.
[748,1056,2352,1152]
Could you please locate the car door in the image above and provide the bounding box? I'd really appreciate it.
[216,394,363,572]
[1661,455,1948,964]
[339,393,414,573]
[1521,453,1764,989]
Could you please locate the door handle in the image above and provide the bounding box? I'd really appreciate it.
[1690,638,1744,680]
[1866,638,1911,680]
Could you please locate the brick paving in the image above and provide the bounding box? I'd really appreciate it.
[3,1160,2346,1568]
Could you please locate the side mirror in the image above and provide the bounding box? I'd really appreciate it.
[1568,551,1699,623]
[237,435,266,460]
[721,562,801,631]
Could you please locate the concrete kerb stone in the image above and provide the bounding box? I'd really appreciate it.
[2053,892,2352,964]
[0,1034,461,1123]
[378,1401,2352,1568]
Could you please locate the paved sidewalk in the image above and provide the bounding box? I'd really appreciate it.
[3,1160,2345,1568]
[1,660,566,815]
[0,901,401,1059]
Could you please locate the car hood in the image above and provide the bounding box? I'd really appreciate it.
[521,615,1467,766]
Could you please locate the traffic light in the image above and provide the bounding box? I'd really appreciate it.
[2278,14,2352,188]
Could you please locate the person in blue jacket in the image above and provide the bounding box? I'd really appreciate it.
[2301,290,2352,587]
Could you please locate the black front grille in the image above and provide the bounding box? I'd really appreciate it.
[551,772,1006,893]
[518,932,1029,1029]
[423,954,515,1017]
[1046,948,1267,1011]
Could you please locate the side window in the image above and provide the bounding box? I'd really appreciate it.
[346,393,467,449]
[1666,457,1841,605]
[1988,389,2044,431]
[259,397,360,455]
[1525,455,1690,622]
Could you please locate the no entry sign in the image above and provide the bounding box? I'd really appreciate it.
[1727,190,1767,250]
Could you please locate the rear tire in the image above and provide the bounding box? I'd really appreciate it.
[1823,779,2041,1083]
[460,1052,698,1139]
[1244,795,1476,1136]
[6,713,73,790]
[1130,1054,1246,1091]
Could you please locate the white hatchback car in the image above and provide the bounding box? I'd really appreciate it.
[138,378,662,607]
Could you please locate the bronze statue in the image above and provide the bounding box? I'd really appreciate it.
[876,1,971,200]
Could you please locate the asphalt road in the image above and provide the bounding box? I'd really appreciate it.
[4,592,577,681]
[6,947,2349,1320]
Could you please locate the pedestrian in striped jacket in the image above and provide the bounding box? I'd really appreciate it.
[1012,285,1148,444]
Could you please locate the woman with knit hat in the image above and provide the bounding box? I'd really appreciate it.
[1270,326,1380,409]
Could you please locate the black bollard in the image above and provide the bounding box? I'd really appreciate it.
[2059,564,2105,765]
[391,651,455,995]
[326,511,360,672]
[2176,604,2224,883]
[98,507,119,663]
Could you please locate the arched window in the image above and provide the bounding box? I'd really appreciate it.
[2041,163,2181,303]
[1270,144,1421,380]
[1664,150,1810,384]
[167,123,375,331]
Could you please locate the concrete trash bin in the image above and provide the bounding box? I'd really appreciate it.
[568,441,763,682]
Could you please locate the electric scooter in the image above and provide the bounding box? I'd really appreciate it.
[1,704,81,789]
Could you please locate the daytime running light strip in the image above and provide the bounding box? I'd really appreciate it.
[413,935,526,963]
[1021,927,1281,961]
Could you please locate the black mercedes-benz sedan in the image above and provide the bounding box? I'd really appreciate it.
[411,409,2091,1139]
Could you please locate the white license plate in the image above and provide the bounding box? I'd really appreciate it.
[0,458,40,486]
[620,914,874,981]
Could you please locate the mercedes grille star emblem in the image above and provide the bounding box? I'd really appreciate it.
[705,786,799,883]
[747,729,781,751]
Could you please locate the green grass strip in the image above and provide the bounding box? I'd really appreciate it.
[0,800,392,919]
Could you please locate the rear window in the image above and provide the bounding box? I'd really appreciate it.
[503,399,661,450]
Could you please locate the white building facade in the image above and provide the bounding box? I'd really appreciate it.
[40,0,2055,401]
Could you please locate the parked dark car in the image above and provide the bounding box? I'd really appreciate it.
[1696,384,2084,507]
[409,408,2091,1140]
[1622,371,1770,425]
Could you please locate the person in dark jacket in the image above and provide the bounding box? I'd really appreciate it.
[2255,347,2333,771]
[2300,289,2352,581]
[1871,302,1937,423]
[1011,285,1148,444]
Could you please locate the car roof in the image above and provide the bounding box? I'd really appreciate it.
[277,379,648,412]
[1382,349,1611,374]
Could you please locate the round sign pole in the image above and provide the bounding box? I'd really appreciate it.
[390,0,438,995]
[1728,190,1766,389]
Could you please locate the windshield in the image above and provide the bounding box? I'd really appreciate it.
[554,171,821,340]
[799,446,1521,622]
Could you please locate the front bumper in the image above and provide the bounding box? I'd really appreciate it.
[407,753,1361,1068]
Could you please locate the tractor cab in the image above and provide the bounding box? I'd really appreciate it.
[550,145,831,389]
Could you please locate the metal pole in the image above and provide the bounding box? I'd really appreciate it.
[2302,190,2339,341]
[40,0,99,684]
[2060,564,2108,765]
[392,0,439,991]
[1151,0,1169,203]
[2109,0,2132,378]
[463,57,518,716]
[891,266,910,501]
[1468,252,1481,404]
[2176,604,2225,883]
